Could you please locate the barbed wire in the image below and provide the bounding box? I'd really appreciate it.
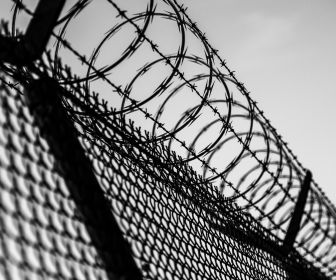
[1,0,335,279]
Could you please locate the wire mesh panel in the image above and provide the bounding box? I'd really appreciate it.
[0,72,328,280]
[0,74,292,280]
[0,81,113,280]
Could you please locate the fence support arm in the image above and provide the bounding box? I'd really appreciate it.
[0,0,65,65]
[283,170,312,251]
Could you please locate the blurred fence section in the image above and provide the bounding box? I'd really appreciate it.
[0,0,335,279]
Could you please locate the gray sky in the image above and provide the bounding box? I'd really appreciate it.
[0,0,335,204]
[184,0,336,203]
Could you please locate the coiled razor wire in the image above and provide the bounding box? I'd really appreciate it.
[0,0,335,279]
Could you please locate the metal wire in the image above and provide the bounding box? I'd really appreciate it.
[0,0,335,279]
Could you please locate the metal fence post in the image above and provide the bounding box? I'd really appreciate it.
[25,77,142,280]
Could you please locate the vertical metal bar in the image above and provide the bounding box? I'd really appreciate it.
[25,77,142,280]
[283,170,312,251]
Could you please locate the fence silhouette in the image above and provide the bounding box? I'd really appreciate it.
[0,0,335,279]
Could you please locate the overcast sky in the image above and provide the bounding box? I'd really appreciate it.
[0,0,335,204]
[183,0,336,204]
